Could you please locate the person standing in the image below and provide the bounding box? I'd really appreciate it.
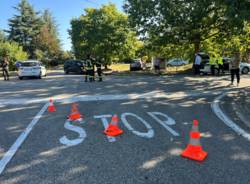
[141,55,148,70]
[2,55,10,81]
[230,51,241,87]
[95,58,102,82]
[217,56,224,76]
[85,55,93,82]
[194,52,202,75]
[153,57,160,75]
[209,54,216,76]
[90,55,96,82]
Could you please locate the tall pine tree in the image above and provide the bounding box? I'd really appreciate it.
[37,9,62,59]
[7,0,42,58]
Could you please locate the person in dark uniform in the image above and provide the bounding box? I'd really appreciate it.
[217,56,224,76]
[1,53,10,81]
[95,57,102,82]
[85,54,93,82]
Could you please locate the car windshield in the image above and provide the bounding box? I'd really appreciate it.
[21,62,38,67]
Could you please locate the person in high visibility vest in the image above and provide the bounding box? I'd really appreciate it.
[209,54,216,75]
[217,56,224,76]
[85,55,94,82]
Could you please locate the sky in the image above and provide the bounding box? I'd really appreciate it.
[0,0,124,51]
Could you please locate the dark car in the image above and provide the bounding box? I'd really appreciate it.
[64,60,85,74]
[198,52,210,69]
[130,59,142,71]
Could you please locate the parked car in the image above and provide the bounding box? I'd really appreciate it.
[200,57,250,75]
[130,59,142,71]
[18,60,46,80]
[64,60,85,74]
[167,59,188,67]
[241,62,250,74]
[197,52,210,68]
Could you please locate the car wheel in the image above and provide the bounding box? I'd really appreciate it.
[19,76,23,80]
[242,67,249,74]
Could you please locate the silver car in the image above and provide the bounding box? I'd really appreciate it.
[166,59,188,67]
[200,58,250,75]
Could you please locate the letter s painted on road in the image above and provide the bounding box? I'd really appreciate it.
[59,120,87,147]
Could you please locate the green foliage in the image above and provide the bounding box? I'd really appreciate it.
[0,41,28,70]
[6,0,62,61]
[124,0,250,53]
[61,51,74,60]
[69,3,142,65]
[200,22,250,58]
[36,10,62,60]
[7,0,43,59]
[0,30,7,41]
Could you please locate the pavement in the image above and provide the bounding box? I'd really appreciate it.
[220,87,250,131]
[0,71,250,184]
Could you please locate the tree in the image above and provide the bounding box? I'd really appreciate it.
[0,29,7,42]
[7,0,42,58]
[124,0,250,53]
[61,51,74,60]
[36,10,62,59]
[69,3,141,65]
[0,41,28,70]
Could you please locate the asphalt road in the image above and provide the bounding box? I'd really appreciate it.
[0,72,250,184]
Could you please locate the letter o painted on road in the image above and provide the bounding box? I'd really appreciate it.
[121,112,154,138]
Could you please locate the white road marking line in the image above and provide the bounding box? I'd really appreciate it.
[59,120,87,147]
[212,92,250,141]
[0,90,226,105]
[147,112,179,136]
[0,102,49,175]
[121,112,154,139]
[94,115,116,142]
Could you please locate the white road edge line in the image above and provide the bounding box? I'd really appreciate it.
[0,102,49,175]
[212,92,250,141]
[0,90,226,105]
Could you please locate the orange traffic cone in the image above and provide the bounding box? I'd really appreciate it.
[67,103,82,121]
[104,114,123,136]
[48,98,56,112]
[181,120,208,162]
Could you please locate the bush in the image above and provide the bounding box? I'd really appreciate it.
[0,41,28,70]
